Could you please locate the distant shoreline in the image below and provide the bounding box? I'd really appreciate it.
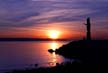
[0,38,70,41]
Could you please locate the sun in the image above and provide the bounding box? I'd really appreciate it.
[48,30,60,39]
[50,32,58,39]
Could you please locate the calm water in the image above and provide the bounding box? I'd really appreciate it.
[0,41,69,71]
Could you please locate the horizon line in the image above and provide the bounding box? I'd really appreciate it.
[0,38,71,41]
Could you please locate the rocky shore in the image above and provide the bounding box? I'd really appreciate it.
[54,40,108,64]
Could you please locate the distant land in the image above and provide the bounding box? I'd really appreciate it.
[0,38,70,41]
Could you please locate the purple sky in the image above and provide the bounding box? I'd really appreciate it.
[0,0,108,39]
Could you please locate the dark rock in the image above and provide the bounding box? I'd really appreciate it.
[48,49,55,53]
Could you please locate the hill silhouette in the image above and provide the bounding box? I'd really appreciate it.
[54,40,108,64]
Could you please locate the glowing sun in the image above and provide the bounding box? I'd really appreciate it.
[48,30,60,39]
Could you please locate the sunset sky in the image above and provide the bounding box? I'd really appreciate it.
[0,0,108,39]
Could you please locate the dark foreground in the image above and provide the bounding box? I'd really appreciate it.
[6,62,83,73]
[6,61,107,73]
[5,61,108,73]
[54,40,108,64]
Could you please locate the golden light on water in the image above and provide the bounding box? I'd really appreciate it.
[49,52,57,67]
[50,42,58,51]
[49,42,58,66]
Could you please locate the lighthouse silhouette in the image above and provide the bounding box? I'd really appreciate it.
[85,17,91,40]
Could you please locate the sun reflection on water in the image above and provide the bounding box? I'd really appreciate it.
[49,52,57,66]
[50,42,58,51]
[48,42,58,66]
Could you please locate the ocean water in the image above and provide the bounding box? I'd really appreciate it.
[0,41,69,72]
